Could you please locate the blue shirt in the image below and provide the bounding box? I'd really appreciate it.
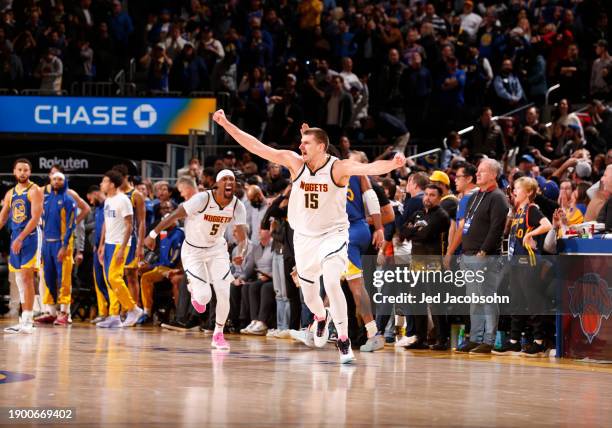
[347,176,366,223]
[9,182,35,238]
[156,227,184,268]
[93,204,105,247]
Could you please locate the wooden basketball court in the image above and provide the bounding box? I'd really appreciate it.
[2,321,612,427]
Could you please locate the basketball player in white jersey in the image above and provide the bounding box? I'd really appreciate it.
[144,171,247,351]
[213,109,405,363]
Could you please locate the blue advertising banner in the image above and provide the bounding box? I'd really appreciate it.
[0,96,216,135]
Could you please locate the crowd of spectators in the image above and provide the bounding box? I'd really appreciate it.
[0,0,611,144]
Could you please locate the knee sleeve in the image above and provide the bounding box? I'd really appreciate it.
[15,271,26,303]
[322,256,349,336]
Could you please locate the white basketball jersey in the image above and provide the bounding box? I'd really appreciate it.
[288,155,349,236]
[182,190,246,247]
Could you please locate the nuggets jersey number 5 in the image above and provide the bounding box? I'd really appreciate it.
[288,155,349,236]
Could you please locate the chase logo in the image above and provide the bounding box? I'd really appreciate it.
[569,273,612,344]
[133,104,157,129]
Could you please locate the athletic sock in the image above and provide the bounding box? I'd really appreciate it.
[48,305,57,316]
[60,304,70,314]
[510,339,518,344]
[534,339,543,345]
[365,320,377,339]
[144,308,151,316]
[22,310,34,324]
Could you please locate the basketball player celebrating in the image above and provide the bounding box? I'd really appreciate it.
[0,159,43,333]
[212,109,405,364]
[144,171,248,351]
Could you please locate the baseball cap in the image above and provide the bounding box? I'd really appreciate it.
[429,170,450,186]
[224,150,235,158]
[520,154,535,164]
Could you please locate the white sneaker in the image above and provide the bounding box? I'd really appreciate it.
[241,321,256,334]
[90,316,106,324]
[337,337,356,364]
[250,321,268,336]
[394,335,417,347]
[275,330,292,339]
[290,329,315,348]
[97,315,122,328]
[122,307,144,327]
[266,328,277,337]
[4,321,35,334]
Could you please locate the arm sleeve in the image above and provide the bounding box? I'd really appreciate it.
[233,200,247,225]
[74,211,86,252]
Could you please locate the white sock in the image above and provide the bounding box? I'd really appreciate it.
[510,339,518,344]
[22,310,33,324]
[365,320,377,339]
[535,339,543,345]
[60,304,70,314]
[48,305,57,316]
[144,308,151,316]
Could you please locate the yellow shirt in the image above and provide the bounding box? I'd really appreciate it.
[298,0,323,30]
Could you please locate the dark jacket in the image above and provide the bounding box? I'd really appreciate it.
[401,205,450,256]
[461,187,510,255]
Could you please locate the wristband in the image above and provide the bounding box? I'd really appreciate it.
[148,230,158,239]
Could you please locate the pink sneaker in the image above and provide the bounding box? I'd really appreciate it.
[211,332,230,350]
[35,313,57,324]
[191,299,207,314]
[53,312,69,326]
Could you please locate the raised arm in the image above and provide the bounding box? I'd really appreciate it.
[333,154,405,186]
[213,109,303,178]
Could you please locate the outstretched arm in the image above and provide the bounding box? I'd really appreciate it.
[333,154,405,186]
[213,109,303,178]
[143,206,188,250]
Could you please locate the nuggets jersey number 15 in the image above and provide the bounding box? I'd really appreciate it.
[288,155,349,237]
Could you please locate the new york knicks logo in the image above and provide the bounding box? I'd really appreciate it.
[12,199,27,224]
[569,273,612,344]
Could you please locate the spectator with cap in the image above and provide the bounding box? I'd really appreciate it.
[429,170,458,221]
[591,40,612,99]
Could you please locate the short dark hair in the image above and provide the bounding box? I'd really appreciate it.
[303,128,330,150]
[51,164,64,173]
[382,178,397,200]
[456,161,477,182]
[104,169,124,188]
[112,164,129,178]
[87,185,100,194]
[13,158,32,170]
[425,184,443,196]
[203,167,215,177]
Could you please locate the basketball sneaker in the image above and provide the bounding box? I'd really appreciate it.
[4,320,35,334]
[34,313,57,324]
[359,335,385,352]
[521,341,548,358]
[97,315,122,328]
[122,307,144,327]
[313,309,331,348]
[336,337,356,364]
[191,299,207,314]
[492,341,522,356]
[211,332,230,351]
[250,321,268,336]
[290,329,315,348]
[90,316,106,324]
[394,335,417,348]
[53,312,69,326]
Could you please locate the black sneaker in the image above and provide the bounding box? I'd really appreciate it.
[469,343,493,354]
[430,341,449,351]
[454,341,480,353]
[336,338,356,364]
[492,341,522,356]
[521,341,548,358]
[404,341,429,350]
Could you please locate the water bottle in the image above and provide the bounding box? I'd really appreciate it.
[458,327,465,348]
